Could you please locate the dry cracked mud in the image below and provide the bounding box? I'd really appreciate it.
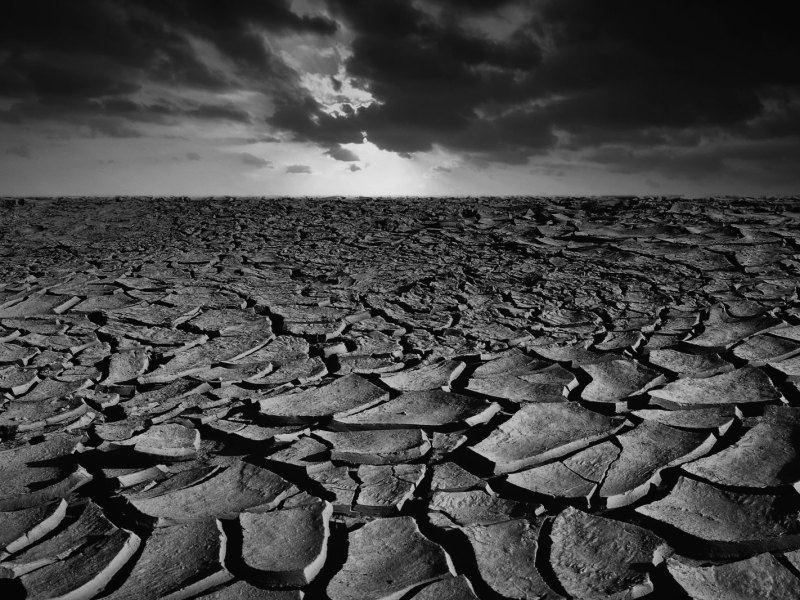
[1,195,800,599]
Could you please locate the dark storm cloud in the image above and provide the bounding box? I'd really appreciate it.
[270,0,545,156]
[325,145,360,162]
[87,98,252,124]
[264,0,800,179]
[517,1,799,148]
[0,0,335,134]
[1,1,336,81]
[252,136,282,144]
[2,0,799,186]
[240,153,271,168]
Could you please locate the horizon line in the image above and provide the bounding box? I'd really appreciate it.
[3,194,800,201]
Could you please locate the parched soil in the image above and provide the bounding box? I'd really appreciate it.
[1,196,800,599]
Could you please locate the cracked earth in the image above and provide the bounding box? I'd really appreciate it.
[1,195,800,599]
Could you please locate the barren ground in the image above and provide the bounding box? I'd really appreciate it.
[2,196,800,599]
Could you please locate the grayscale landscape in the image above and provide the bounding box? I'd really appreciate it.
[3,0,800,597]
[2,195,800,599]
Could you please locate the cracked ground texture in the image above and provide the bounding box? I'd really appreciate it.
[1,195,800,599]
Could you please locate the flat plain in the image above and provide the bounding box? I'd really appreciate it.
[1,196,800,599]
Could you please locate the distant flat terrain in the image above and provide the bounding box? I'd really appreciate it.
[1,196,800,599]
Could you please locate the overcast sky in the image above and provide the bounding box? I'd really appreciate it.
[2,0,799,197]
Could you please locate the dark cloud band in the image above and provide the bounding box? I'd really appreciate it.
[1,0,798,186]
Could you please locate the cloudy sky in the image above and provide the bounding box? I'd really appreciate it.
[2,0,799,197]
